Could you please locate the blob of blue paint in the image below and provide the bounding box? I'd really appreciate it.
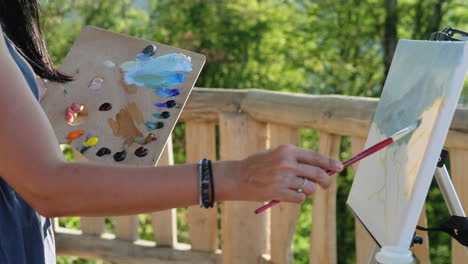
[152,111,170,119]
[145,121,164,131]
[131,72,185,89]
[155,88,180,97]
[155,100,177,108]
[134,137,145,144]
[79,145,92,154]
[120,53,192,92]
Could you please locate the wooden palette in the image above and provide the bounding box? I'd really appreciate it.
[41,26,205,166]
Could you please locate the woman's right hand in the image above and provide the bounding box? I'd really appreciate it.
[219,144,343,203]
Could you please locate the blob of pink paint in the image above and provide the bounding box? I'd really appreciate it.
[65,111,76,124]
[70,103,84,112]
[65,103,85,124]
[89,77,104,90]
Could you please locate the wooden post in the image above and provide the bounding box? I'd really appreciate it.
[310,132,340,264]
[72,148,105,236]
[219,112,269,264]
[152,136,177,246]
[449,148,468,264]
[351,137,376,264]
[185,122,218,252]
[114,215,139,241]
[269,123,301,264]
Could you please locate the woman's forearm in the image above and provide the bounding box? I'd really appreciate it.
[36,160,241,217]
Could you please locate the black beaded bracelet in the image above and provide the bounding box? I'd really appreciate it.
[198,158,214,208]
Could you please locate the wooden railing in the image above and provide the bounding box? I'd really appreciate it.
[55,88,468,264]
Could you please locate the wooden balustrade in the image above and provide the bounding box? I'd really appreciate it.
[55,88,468,263]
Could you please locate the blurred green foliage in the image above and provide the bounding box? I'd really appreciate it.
[44,0,467,263]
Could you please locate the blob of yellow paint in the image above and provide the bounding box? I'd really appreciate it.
[84,137,99,147]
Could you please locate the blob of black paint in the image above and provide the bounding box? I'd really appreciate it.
[114,150,127,162]
[135,147,148,157]
[166,100,177,108]
[160,111,170,119]
[96,147,111,157]
[141,45,157,57]
[99,103,112,111]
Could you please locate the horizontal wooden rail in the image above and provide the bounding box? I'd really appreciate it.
[181,88,468,149]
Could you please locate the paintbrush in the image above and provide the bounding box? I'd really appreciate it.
[254,121,420,214]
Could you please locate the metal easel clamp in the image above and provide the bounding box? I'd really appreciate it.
[429,27,468,41]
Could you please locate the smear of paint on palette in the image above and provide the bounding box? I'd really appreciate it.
[155,87,180,97]
[84,137,99,147]
[96,147,111,157]
[66,130,84,144]
[120,52,192,93]
[103,60,116,68]
[155,100,177,108]
[139,45,157,58]
[134,133,157,145]
[114,150,127,162]
[153,111,170,119]
[144,121,164,131]
[65,103,86,125]
[80,137,99,154]
[99,103,112,111]
[89,77,104,90]
[135,147,148,157]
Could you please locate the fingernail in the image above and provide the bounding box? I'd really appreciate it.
[335,161,344,171]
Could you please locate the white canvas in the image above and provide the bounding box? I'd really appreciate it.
[347,40,468,248]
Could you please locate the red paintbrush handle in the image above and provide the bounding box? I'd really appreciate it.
[342,137,393,168]
[255,200,280,214]
[255,137,394,214]
[324,137,393,174]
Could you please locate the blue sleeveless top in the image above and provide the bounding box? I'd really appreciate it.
[0,37,55,263]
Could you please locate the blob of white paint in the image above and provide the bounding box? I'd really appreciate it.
[103,60,116,68]
[89,77,104,90]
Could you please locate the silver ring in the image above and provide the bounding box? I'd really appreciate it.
[297,178,307,193]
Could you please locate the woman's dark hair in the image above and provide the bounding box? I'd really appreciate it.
[0,0,73,82]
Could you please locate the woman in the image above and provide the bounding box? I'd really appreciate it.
[0,1,343,263]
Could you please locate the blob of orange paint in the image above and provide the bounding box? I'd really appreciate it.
[66,130,84,144]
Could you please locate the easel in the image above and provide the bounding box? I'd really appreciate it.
[367,28,468,264]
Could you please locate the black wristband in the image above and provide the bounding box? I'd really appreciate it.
[208,159,214,205]
[198,158,214,208]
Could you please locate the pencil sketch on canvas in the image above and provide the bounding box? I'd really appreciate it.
[347,40,468,248]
